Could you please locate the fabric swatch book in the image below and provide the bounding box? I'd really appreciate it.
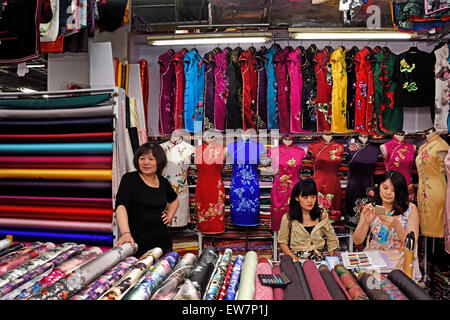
[341,251,394,271]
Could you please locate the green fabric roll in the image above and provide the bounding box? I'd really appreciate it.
[236,251,258,300]
[0,94,111,109]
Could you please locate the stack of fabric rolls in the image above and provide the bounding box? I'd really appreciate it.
[0,93,116,246]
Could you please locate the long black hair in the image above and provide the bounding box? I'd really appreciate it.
[373,170,409,216]
[288,178,322,223]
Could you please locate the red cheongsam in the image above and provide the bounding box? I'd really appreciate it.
[313,48,333,132]
[239,48,258,130]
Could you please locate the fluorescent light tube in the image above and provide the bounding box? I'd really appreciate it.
[150,37,269,46]
[294,32,412,40]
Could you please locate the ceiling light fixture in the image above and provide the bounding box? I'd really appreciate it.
[293,31,413,40]
[19,87,37,93]
[148,32,272,46]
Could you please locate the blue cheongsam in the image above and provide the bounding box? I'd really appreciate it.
[227,138,264,226]
[264,44,279,130]
[184,49,205,133]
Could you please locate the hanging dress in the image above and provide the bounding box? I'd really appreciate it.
[287,48,312,133]
[195,142,226,234]
[416,134,449,237]
[172,49,187,130]
[345,46,359,131]
[226,47,243,129]
[264,44,279,130]
[161,139,195,227]
[344,141,381,229]
[313,47,333,132]
[382,136,416,200]
[330,47,352,133]
[307,138,344,222]
[300,45,318,132]
[274,47,292,134]
[239,48,258,131]
[373,48,402,135]
[434,45,450,134]
[255,47,268,131]
[354,47,376,134]
[227,138,265,226]
[268,143,306,231]
[184,49,205,133]
[158,49,175,135]
[213,48,229,131]
[444,149,450,254]
[203,52,216,131]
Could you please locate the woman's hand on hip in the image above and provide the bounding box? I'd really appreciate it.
[162,211,172,225]
[115,232,135,247]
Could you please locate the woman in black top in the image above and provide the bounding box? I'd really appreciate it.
[114,143,179,258]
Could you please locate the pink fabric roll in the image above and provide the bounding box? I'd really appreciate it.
[0,218,113,233]
[0,156,112,169]
[0,196,112,208]
[272,265,284,300]
[302,260,332,300]
[331,269,353,300]
[254,262,274,300]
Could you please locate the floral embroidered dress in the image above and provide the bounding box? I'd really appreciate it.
[287,47,312,133]
[226,47,243,129]
[416,133,449,237]
[345,46,359,130]
[161,138,195,227]
[268,143,306,231]
[158,49,175,135]
[255,47,268,130]
[172,49,187,129]
[373,48,402,134]
[300,45,318,131]
[382,136,416,200]
[227,138,265,226]
[183,49,205,133]
[195,142,226,234]
[354,47,376,134]
[274,47,292,134]
[330,47,352,133]
[239,48,258,131]
[307,138,344,222]
[344,141,381,229]
[213,48,229,131]
[203,52,216,131]
[313,47,333,132]
[444,149,450,254]
[368,204,422,282]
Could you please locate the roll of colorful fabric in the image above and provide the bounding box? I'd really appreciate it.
[187,247,220,298]
[218,259,235,300]
[0,243,76,288]
[0,142,114,154]
[331,269,353,300]
[334,264,369,300]
[0,242,41,264]
[0,244,86,300]
[236,251,258,300]
[281,255,306,300]
[254,262,274,300]
[317,265,348,300]
[0,132,114,143]
[387,269,433,300]
[0,243,25,259]
[70,257,138,300]
[0,238,11,251]
[151,253,197,300]
[205,249,233,300]
[0,196,112,208]
[99,247,163,300]
[302,260,332,300]
[357,272,391,300]
[224,255,244,300]
[17,246,102,299]
[369,271,409,300]
[0,242,54,276]
[0,169,112,181]
[27,243,137,300]
[0,155,113,169]
[294,261,313,300]
[0,218,113,233]
[123,251,179,300]
[173,279,201,300]
[0,105,114,119]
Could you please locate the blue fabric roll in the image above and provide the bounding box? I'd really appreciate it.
[0,142,113,154]
[225,255,244,300]
[0,228,113,246]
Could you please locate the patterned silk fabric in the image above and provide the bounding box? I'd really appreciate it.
[334,264,369,300]
[70,257,138,300]
[99,247,163,300]
[224,255,244,300]
[368,271,409,300]
[205,249,232,300]
[236,251,258,300]
[218,259,234,300]
[0,242,53,276]
[123,251,179,300]
[187,247,219,298]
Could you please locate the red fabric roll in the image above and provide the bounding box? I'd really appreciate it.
[302,260,333,300]
[0,196,112,208]
[0,156,112,169]
[0,132,113,142]
[0,204,113,222]
[331,269,353,300]
[272,265,284,300]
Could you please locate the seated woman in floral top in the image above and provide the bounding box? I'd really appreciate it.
[278,178,339,261]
